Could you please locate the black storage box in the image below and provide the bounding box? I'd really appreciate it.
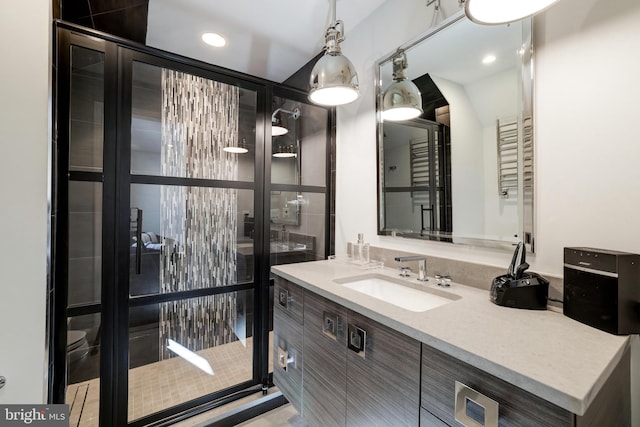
[490,273,549,310]
[564,247,640,335]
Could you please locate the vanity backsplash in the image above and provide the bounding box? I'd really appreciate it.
[347,244,563,307]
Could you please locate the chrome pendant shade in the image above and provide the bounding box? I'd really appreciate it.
[309,0,359,106]
[382,51,423,122]
[309,49,359,106]
[464,0,562,25]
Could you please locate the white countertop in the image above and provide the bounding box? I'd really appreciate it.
[271,259,630,416]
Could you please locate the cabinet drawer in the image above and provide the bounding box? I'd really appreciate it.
[273,307,303,414]
[346,310,421,427]
[421,345,572,427]
[274,276,304,324]
[421,407,449,427]
[303,291,348,427]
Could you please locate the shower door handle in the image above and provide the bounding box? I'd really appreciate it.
[277,347,295,371]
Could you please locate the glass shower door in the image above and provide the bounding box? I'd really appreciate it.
[54,25,332,426]
[125,59,261,422]
[63,41,107,426]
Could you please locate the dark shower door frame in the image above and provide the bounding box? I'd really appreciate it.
[51,22,333,427]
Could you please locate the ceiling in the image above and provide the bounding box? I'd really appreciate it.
[147,0,388,83]
[61,0,388,83]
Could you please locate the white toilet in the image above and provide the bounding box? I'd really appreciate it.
[67,330,89,363]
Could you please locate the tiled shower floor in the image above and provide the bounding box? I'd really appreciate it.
[66,335,273,426]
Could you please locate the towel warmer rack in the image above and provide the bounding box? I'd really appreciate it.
[496,118,518,198]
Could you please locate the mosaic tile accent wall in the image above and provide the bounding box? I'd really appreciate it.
[159,294,239,360]
[159,69,241,357]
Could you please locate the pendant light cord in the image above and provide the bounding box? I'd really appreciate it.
[330,0,336,26]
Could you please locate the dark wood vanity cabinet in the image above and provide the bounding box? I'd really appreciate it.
[421,345,573,427]
[273,277,304,413]
[420,344,630,427]
[345,309,421,427]
[302,291,348,426]
[272,276,630,427]
[276,278,421,427]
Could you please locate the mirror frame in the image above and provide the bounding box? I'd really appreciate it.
[375,11,535,252]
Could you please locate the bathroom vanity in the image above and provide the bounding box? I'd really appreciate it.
[272,260,631,426]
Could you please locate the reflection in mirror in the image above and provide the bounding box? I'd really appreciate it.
[271,97,301,185]
[377,12,534,251]
[269,95,329,270]
[130,61,258,182]
[383,120,452,240]
[270,191,301,225]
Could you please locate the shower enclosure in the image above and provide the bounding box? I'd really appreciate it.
[51,23,333,426]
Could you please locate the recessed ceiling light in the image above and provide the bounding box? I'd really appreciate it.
[482,54,497,64]
[202,32,226,47]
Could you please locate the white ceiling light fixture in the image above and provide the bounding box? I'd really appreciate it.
[309,0,359,106]
[271,107,301,136]
[462,0,562,25]
[482,54,497,64]
[382,50,423,122]
[201,32,226,47]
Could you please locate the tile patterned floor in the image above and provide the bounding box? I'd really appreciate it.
[67,381,99,427]
[66,335,273,426]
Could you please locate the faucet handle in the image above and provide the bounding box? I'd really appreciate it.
[399,266,411,277]
[436,275,451,287]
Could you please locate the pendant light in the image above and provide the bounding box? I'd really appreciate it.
[309,0,359,106]
[271,107,300,136]
[463,0,562,25]
[382,50,423,122]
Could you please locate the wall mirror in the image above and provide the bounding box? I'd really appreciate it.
[376,11,534,251]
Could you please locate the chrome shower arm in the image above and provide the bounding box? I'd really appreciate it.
[271,107,300,122]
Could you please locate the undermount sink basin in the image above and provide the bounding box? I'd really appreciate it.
[334,274,460,312]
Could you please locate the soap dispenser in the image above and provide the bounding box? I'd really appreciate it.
[353,233,369,264]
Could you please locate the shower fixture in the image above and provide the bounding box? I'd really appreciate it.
[308,0,359,106]
[271,107,300,136]
[382,50,423,121]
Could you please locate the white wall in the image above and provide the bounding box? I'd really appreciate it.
[0,0,51,403]
[337,0,640,423]
[337,0,640,275]
[468,69,519,240]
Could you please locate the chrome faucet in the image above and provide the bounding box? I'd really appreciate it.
[394,255,428,281]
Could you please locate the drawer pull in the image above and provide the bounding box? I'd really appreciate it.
[278,289,291,309]
[347,324,367,359]
[454,381,498,427]
[277,346,295,371]
[323,311,339,340]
